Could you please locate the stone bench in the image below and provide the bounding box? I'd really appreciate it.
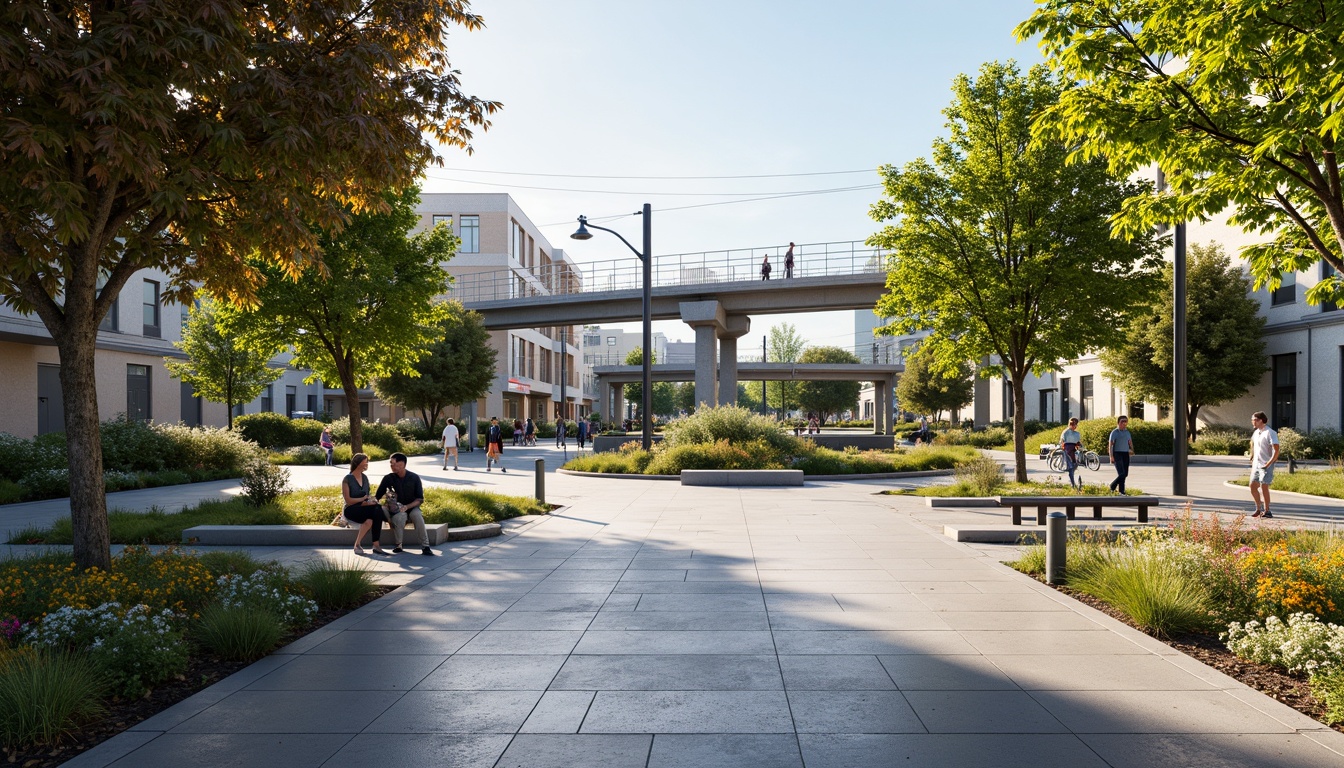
[680,469,804,487]
[994,495,1161,526]
[181,522,502,546]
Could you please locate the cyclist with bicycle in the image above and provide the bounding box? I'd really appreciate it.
[1059,417,1083,489]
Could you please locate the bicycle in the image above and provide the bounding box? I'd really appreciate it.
[1047,444,1100,473]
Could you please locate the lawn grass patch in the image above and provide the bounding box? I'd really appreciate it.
[11,487,547,545]
[1229,468,1344,500]
[885,480,1145,497]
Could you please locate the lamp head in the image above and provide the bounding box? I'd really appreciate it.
[570,216,593,241]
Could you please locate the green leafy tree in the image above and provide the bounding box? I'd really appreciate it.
[0,0,496,570]
[165,297,285,430]
[766,322,808,415]
[374,302,497,429]
[870,61,1163,481]
[1101,242,1267,443]
[1018,1,1344,301]
[240,188,455,454]
[623,347,676,417]
[736,383,764,412]
[674,382,697,413]
[895,346,974,422]
[794,347,864,423]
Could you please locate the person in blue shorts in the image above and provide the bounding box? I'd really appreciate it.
[1249,411,1279,518]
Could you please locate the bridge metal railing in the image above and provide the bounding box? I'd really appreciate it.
[452,239,888,304]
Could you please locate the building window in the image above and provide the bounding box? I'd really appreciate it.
[584,334,600,347]
[1060,378,1070,423]
[1001,379,1014,420]
[606,336,616,346]
[431,214,452,230]
[142,279,161,337]
[460,215,480,253]
[1038,390,1053,422]
[1080,375,1094,421]
[260,384,273,413]
[97,271,119,332]
[285,385,297,417]
[127,364,151,421]
[1272,353,1296,430]
[359,401,370,419]
[307,394,318,413]
[1128,400,1145,420]
[1271,272,1296,306]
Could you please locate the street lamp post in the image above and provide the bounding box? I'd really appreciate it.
[573,205,653,450]
[1173,222,1188,495]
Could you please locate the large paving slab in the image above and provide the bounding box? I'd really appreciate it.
[54,467,1344,767]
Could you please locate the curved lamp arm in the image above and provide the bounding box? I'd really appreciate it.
[572,214,647,262]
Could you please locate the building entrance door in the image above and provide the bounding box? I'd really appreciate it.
[37,364,64,435]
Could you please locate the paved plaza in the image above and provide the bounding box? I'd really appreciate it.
[5,448,1344,767]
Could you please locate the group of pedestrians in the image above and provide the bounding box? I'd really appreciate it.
[760,242,796,280]
[1057,411,1280,517]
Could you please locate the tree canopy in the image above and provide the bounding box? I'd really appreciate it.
[373,302,498,430]
[239,187,455,453]
[1101,242,1267,442]
[0,0,496,569]
[165,297,285,430]
[1018,1,1344,301]
[766,322,808,415]
[794,347,864,423]
[870,61,1163,481]
[895,346,974,421]
[623,347,676,417]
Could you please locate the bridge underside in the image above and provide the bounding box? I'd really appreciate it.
[464,273,886,331]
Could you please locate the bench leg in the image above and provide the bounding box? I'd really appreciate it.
[1138,505,1148,523]
[1066,505,1076,520]
[1012,506,1021,526]
[1037,506,1047,526]
[1093,505,1102,519]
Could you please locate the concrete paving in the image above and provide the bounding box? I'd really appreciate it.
[35,451,1344,768]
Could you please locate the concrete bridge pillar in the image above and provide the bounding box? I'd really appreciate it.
[717,315,751,407]
[873,379,887,435]
[680,301,727,410]
[611,381,625,424]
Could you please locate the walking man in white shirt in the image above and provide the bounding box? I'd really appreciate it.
[1249,411,1279,519]
[441,418,461,471]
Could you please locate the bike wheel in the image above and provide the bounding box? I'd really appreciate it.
[1085,452,1101,472]
[1048,452,1065,472]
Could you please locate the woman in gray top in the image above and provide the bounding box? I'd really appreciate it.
[342,453,386,555]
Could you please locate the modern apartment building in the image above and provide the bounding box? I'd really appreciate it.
[581,327,666,369]
[415,193,594,424]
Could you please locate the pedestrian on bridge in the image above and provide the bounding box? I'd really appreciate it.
[760,253,772,280]
[785,242,795,278]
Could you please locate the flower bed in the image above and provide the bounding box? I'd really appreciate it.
[0,547,385,761]
[1008,508,1344,727]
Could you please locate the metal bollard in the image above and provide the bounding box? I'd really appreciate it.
[534,458,545,505]
[1045,511,1067,585]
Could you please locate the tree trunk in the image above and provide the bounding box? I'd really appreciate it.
[1011,375,1028,483]
[57,325,112,571]
[341,369,363,456]
[1186,404,1201,444]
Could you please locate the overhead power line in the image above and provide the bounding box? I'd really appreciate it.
[420,173,876,198]
[536,185,883,228]
[432,167,877,180]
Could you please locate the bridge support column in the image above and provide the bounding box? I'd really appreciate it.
[680,301,727,410]
[873,379,887,435]
[717,316,751,407]
[611,381,625,425]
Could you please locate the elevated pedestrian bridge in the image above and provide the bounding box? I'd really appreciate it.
[454,240,889,330]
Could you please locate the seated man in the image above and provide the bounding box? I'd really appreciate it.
[376,452,432,556]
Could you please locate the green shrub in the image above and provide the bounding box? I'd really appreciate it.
[646,439,782,475]
[197,550,267,579]
[562,447,652,474]
[328,417,403,451]
[234,412,296,448]
[156,423,261,472]
[1191,428,1252,456]
[940,427,1012,449]
[662,405,805,453]
[1009,542,1047,575]
[99,416,175,472]
[0,650,106,749]
[298,560,379,609]
[240,459,290,507]
[214,568,317,628]
[288,418,327,446]
[0,434,40,483]
[954,455,1006,495]
[1311,667,1344,725]
[1068,548,1211,637]
[19,468,71,499]
[333,443,388,463]
[402,439,441,456]
[270,445,328,465]
[1075,418,1173,455]
[23,603,188,697]
[1304,428,1344,461]
[194,605,285,662]
[1279,427,1309,461]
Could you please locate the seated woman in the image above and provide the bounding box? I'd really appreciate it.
[341,453,386,555]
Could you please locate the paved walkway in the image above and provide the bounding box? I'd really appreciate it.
[56,468,1344,768]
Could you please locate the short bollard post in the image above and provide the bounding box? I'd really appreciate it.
[1046,511,1067,585]
[534,459,545,505]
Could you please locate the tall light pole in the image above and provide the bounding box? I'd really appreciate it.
[573,205,653,450]
[1173,222,1188,495]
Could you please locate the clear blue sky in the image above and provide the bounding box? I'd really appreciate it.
[423,0,1045,351]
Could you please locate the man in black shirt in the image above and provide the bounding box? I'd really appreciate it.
[376,452,432,555]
